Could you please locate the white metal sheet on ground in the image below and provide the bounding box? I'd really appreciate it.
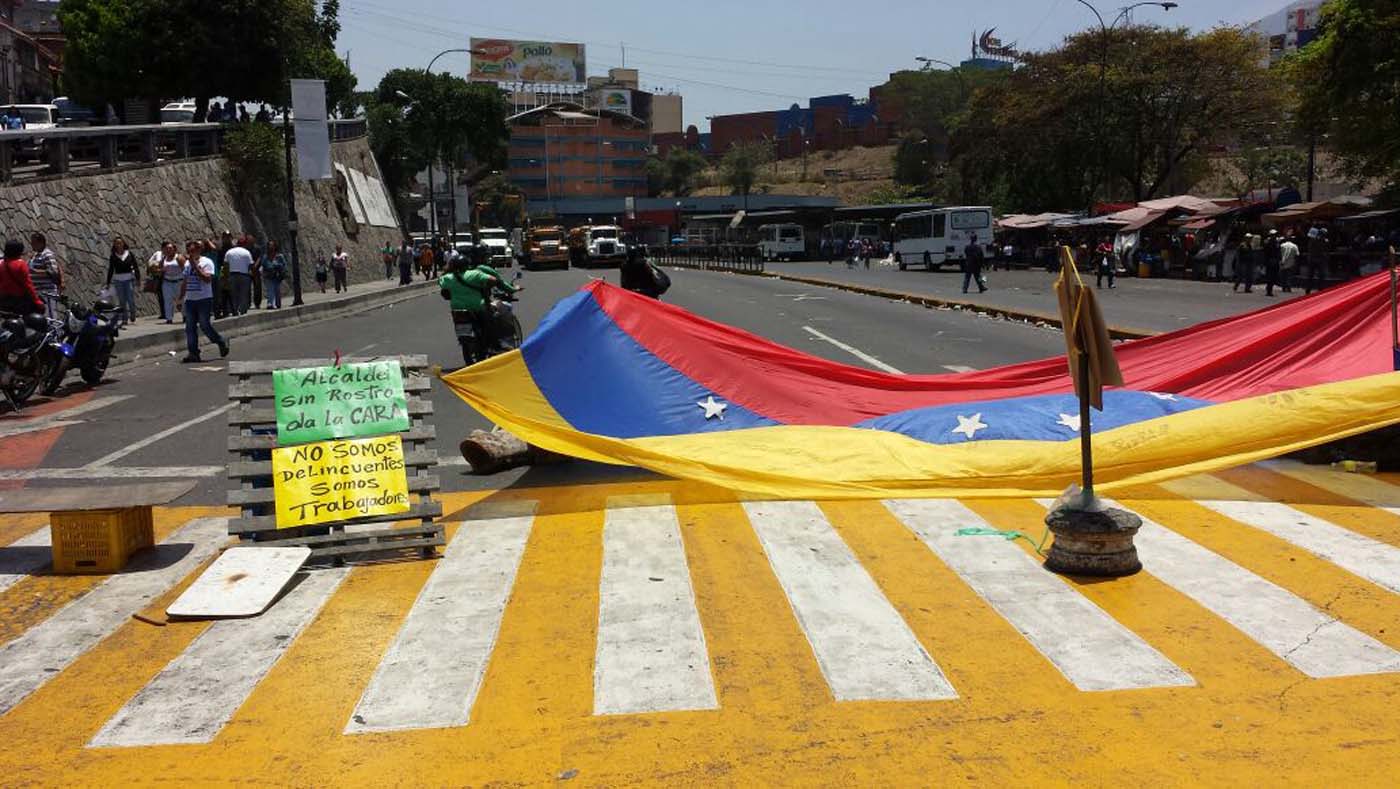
[89,567,347,747]
[166,546,312,619]
[886,499,1193,692]
[594,496,717,716]
[1057,499,1400,679]
[742,500,957,702]
[346,501,536,734]
[0,517,228,717]
[0,528,51,594]
[1262,459,1400,514]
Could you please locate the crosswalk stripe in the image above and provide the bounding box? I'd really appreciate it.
[1184,493,1400,598]
[1051,499,1400,678]
[1261,460,1400,514]
[89,567,348,747]
[346,501,536,734]
[594,496,717,716]
[0,528,50,595]
[742,500,957,702]
[0,517,227,718]
[887,499,1193,692]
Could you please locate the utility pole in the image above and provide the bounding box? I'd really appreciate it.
[278,109,301,306]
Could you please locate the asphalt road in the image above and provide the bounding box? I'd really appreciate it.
[2,266,1071,502]
[765,259,1301,333]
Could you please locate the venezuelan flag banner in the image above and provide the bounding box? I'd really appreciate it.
[441,273,1400,499]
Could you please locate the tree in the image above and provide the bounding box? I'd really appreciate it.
[1288,0,1400,195]
[892,134,936,191]
[720,141,770,196]
[59,0,355,118]
[647,148,708,196]
[951,25,1281,211]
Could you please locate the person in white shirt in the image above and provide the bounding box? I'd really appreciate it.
[331,244,350,293]
[222,237,255,315]
[1279,235,1300,294]
[154,241,183,324]
[175,240,229,363]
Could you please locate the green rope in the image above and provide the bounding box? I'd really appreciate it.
[954,526,1051,557]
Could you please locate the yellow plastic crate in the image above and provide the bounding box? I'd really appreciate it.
[50,507,155,574]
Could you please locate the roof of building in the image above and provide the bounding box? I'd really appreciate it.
[507,102,646,129]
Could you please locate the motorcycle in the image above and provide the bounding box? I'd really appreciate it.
[0,308,62,410]
[452,271,524,366]
[42,295,120,395]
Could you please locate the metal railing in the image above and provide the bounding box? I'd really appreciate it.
[0,118,367,186]
[651,244,766,274]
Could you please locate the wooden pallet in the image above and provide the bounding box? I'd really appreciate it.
[226,355,444,564]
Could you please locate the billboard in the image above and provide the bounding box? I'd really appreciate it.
[470,38,586,84]
[597,88,632,116]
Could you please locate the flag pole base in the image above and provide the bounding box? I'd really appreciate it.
[1043,506,1143,577]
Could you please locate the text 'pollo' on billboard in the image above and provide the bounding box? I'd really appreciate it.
[470,39,586,84]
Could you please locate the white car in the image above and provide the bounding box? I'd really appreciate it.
[160,101,196,125]
[0,104,59,160]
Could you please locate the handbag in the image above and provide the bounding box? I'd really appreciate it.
[142,277,160,294]
[649,262,671,295]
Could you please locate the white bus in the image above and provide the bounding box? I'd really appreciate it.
[756,223,805,261]
[894,206,993,270]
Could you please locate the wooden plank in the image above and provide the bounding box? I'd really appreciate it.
[226,356,429,376]
[227,500,443,535]
[226,475,441,507]
[227,449,440,479]
[228,399,434,426]
[243,524,443,549]
[308,535,444,561]
[0,481,196,513]
[227,425,436,452]
[165,547,312,619]
[229,376,431,400]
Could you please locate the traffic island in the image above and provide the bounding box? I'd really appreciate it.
[1043,504,1143,577]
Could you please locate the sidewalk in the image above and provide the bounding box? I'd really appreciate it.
[760,261,1304,335]
[115,275,438,360]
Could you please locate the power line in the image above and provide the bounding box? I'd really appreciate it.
[340,0,886,77]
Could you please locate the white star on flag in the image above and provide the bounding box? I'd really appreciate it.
[1056,413,1082,432]
[952,413,987,440]
[697,396,728,420]
[1148,392,1177,401]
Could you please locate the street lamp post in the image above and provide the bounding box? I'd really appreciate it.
[414,48,487,244]
[915,57,967,100]
[1072,1,1177,208]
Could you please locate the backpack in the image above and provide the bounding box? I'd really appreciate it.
[649,262,671,296]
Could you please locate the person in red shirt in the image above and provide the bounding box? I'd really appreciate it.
[0,239,44,315]
[1095,236,1116,289]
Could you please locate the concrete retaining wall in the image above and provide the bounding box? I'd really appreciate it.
[0,137,401,317]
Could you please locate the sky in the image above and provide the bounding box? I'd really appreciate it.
[336,0,1292,131]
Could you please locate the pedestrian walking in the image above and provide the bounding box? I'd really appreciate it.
[331,244,349,293]
[1263,229,1282,297]
[223,236,255,314]
[105,237,140,325]
[382,242,395,279]
[176,240,228,363]
[155,240,183,323]
[1304,225,1329,294]
[248,237,265,308]
[314,255,329,293]
[398,240,414,285]
[1232,232,1256,293]
[260,240,287,309]
[1279,232,1299,293]
[962,233,988,293]
[1095,236,1115,289]
[27,232,63,318]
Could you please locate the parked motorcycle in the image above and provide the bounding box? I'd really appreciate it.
[42,296,120,395]
[0,310,61,410]
[452,271,524,366]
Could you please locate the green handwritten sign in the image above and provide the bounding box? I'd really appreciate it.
[272,361,410,445]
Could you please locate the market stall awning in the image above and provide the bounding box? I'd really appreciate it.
[997,213,1077,230]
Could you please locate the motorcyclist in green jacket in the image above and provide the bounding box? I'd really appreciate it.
[439,257,519,362]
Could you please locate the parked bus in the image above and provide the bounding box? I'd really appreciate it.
[894,206,993,271]
[821,220,883,248]
[756,223,805,261]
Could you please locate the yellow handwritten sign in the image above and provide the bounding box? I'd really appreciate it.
[270,434,411,529]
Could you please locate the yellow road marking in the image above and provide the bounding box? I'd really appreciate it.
[0,506,225,647]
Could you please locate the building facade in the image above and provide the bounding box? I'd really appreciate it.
[1,0,60,103]
[708,93,893,159]
[507,103,650,204]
